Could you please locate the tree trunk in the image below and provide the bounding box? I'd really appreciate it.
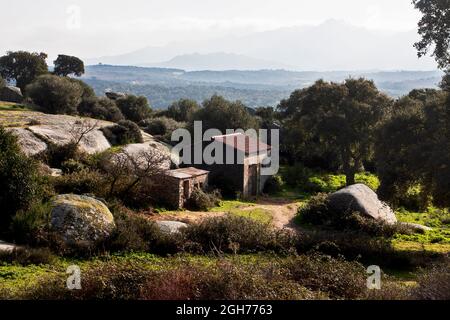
[345,169,356,186]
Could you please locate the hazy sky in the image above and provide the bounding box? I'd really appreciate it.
[0,0,424,62]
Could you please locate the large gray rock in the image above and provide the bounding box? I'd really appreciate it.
[0,240,21,253]
[50,194,115,247]
[121,143,172,170]
[328,184,397,224]
[155,221,188,234]
[29,123,111,155]
[0,86,23,103]
[7,128,47,156]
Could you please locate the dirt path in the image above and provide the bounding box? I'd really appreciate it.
[148,197,304,231]
[251,198,303,231]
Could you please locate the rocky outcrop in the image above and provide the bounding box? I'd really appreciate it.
[121,143,172,170]
[7,127,47,156]
[2,110,177,167]
[155,221,188,234]
[50,194,115,247]
[328,184,397,224]
[29,123,111,155]
[0,86,23,103]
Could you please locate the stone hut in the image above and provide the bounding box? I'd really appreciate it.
[163,167,209,209]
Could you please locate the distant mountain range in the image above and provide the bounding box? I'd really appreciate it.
[86,20,437,71]
[145,52,295,71]
[82,64,443,109]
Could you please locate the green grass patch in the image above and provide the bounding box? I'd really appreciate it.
[0,101,30,111]
[209,200,256,212]
[209,200,272,223]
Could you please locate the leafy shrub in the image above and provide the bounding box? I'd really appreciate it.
[61,159,86,174]
[106,207,181,255]
[0,76,6,88]
[10,202,51,244]
[141,116,183,142]
[53,168,106,196]
[182,215,297,254]
[185,188,221,211]
[263,175,284,194]
[78,97,124,122]
[26,74,83,114]
[43,142,83,168]
[102,120,143,146]
[0,126,41,232]
[281,164,312,188]
[116,95,151,123]
[297,193,334,226]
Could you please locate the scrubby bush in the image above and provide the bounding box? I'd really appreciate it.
[23,259,321,300]
[116,95,151,123]
[412,258,450,300]
[101,120,143,146]
[43,142,80,168]
[0,76,6,88]
[106,207,181,255]
[0,247,55,266]
[0,126,41,232]
[26,74,83,114]
[10,202,51,244]
[263,175,284,194]
[52,168,106,196]
[182,215,297,254]
[78,97,124,122]
[141,116,183,141]
[185,188,221,211]
[284,253,366,299]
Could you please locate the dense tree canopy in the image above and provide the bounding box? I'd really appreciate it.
[0,51,48,91]
[165,99,199,122]
[191,95,259,133]
[116,95,152,123]
[26,74,84,115]
[376,89,450,208]
[53,54,85,77]
[414,0,450,70]
[78,97,124,122]
[278,78,392,185]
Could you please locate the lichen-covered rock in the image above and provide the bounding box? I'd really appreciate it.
[7,127,47,156]
[155,221,188,234]
[50,194,115,247]
[29,124,111,155]
[328,183,397,224]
